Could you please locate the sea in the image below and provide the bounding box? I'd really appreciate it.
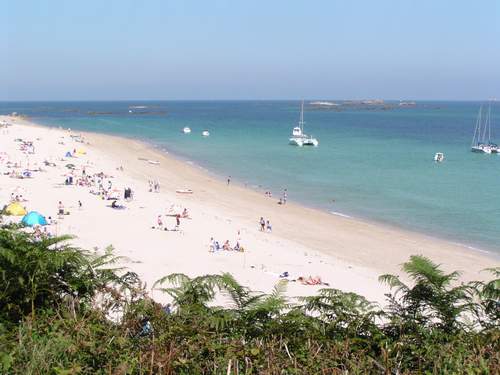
[1,100,499,255]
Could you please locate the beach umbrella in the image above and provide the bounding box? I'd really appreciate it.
[5,202,27,216]
[65,163,76,169]
[21,211,48,227]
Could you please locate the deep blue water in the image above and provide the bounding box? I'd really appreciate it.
[2,100,500,254]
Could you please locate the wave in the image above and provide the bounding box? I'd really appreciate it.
[330,211,352,219]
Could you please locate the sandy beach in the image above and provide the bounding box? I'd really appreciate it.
[1,115,498,305]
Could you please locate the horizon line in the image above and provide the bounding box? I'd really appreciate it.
[1,98,497,103]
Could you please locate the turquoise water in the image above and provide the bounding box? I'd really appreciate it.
[2,101,500,253]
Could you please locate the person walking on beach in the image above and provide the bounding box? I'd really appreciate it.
[157,215,163,230]
[227,176,231,186]
[175,214,181,230]
[78,200,82,210]
[58,201,65,218]
[259,217,265,231]
[283,189,288,204]
[266,220,272,233]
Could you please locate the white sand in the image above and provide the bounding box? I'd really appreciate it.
[1,115,498,306]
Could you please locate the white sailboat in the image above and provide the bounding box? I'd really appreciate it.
[471,102,498,154]
[289,101,318,147]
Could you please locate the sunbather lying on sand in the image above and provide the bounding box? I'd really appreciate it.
[295,276,329,286]
[109,200,126,209]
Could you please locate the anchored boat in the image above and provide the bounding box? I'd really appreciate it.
[471,102,498,154]
[289,101,318,147]
[434,152,444,162]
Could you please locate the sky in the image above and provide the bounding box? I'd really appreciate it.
[1,0,499,101]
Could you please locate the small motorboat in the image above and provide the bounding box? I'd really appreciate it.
[434,152,444,162]
[202,130,210,137]
[183,127,191,134]
[148,160,160,165]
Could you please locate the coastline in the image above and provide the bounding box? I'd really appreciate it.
[29,115,500,257]
[26,113,500,260]
[1,115,498,305]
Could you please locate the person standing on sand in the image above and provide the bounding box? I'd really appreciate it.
[283,189,287,204]
[266,220,272,232]
[176,214,181,230]
[259,217,265,231]
[227,176,231,185]
[209,237,216,252]
[58,201,64,218]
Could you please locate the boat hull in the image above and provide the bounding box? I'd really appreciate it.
[289,138,304,146]
[471,145,499,154]
[303,138,319,147]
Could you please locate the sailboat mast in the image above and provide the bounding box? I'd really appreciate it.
[487,101,492,143]
[300,100,304,132]
[472,105,482,147]
[480,105,488,143]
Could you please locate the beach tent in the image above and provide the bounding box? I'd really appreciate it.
[65,151,72,157]
[5,202,27,216]
[21,211,48,226]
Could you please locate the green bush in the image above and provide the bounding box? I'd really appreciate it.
[0,227,498,374]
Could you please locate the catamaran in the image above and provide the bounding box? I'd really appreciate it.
[289,101,319,147]
[471,102,498,154]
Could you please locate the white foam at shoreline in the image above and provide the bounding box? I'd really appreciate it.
[330,211,352,219]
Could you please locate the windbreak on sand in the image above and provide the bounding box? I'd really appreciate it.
[21,211,48,226]
[5,202,27,216]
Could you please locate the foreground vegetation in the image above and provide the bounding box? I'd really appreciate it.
[0,225,498,374]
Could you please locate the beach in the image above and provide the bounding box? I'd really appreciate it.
[1,114,497,305]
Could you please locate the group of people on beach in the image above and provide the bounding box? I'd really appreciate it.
[155,214,180,231]
[154,208,190,231]
[148,179,160,193]
[259,217,272,232]
[264,188,287,205]
[209,237,244,252]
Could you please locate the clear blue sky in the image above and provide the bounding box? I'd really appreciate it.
[1,0,499,100]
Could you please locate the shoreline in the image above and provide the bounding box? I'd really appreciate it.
[1,115,498,305]
[27,116,500,258]
[26,117,500,267]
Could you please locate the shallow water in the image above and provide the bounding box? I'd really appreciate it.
[2,100,499,253]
